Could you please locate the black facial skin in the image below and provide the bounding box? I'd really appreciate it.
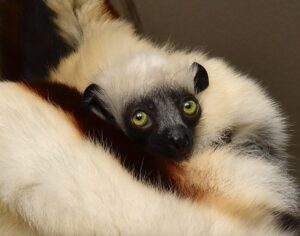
[83,62,209,162]
[123,88,201,162]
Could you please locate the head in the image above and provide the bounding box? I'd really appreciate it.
[82,60,209,161]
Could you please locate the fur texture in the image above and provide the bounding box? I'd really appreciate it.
[0,81,298,235]
[44,0,299,230]
[1,0,297,234]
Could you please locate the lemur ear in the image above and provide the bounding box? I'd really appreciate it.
[82,84,115,122]
[192,62,209,94]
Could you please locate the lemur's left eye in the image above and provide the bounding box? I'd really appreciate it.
[183,100,198,115]
[131,111,149,127]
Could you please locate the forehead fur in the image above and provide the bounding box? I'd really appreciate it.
[94,53,196,125]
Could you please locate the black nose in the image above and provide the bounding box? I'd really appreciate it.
[167,126,192,151]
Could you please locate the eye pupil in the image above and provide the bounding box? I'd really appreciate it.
[184,102,192,109]
[136,113,143,120]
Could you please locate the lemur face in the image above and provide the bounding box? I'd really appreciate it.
[122,88,201,161]
[82,62,209,161]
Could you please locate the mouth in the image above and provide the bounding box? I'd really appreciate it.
[168,149,192,162]
[154,146,192,162]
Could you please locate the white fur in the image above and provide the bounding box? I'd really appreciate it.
[0,82,297,235]
[1,0,295,234]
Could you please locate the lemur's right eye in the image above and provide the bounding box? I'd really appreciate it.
[131,111,149,127]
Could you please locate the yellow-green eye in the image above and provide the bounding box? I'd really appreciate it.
[131,111,148,127]
[183,100,198,115]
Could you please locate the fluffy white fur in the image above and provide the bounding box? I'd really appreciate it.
[0,82,297,235]
[0,0,297,234]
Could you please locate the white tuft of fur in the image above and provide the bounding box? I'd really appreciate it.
[44,0,115,47]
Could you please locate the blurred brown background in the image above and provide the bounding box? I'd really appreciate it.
[111,0,300,179]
